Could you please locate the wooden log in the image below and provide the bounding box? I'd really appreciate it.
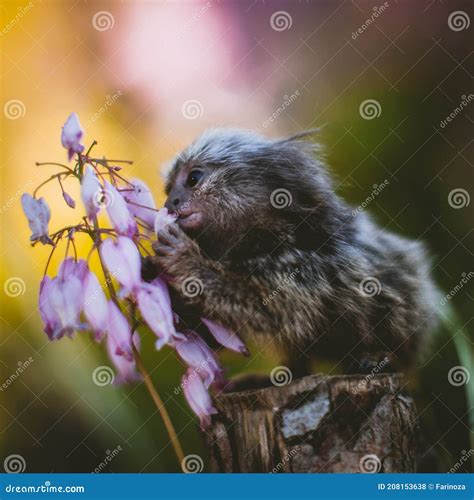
[205,373,418,473]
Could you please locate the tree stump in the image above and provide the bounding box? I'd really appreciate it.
[205,373,418,472]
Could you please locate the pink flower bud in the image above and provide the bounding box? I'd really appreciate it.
[107,301,133,361]
[47,273,84,338]
[201,318,249,356]
[104,181,137,237]
[61,112,84,161]
[62,191,76,209]
[83,270,109,341]
[182,368,218,429]
[81,166,102,220]
[124,179,157,228]
[175,332,224,389]
[100,237,142,296]
[39,276,61,340]
[154,207,177,234]
[137,279,178,350]
[21,193,54,245]
[106,332,141,384]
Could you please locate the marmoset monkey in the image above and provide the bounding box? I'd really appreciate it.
[151,129,439,375]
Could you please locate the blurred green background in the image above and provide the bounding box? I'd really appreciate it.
[0,0,472,472]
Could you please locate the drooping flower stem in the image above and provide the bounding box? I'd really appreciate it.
[132,344,185,467]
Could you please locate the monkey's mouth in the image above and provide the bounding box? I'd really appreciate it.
[177,211,203,230]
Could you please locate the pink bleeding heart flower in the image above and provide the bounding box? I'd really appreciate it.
[104,181,137,237]
[100,236,142,296]
[107,301,134,361]
[58,257,88,283]
[61,112,84,161]
[201,318,249,356]
[62,191,76,209]
[47,273,84,339]
[137,278,181,350]
[175,332,224,389]
[21,193,54,245]
[154,207,177,233]
[182,368,218,429]
[39,276,62,340]
[83,270,109,341]
[106,332,141,384]
[81,165,102,220]
[125,179,157,228]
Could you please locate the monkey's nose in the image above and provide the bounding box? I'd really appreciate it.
[165,196,181,212]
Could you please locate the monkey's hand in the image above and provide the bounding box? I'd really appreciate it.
[152,223,204,281]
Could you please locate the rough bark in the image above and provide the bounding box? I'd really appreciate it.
[205,373,418,473]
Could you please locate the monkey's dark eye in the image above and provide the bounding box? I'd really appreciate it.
[186,169,204,188]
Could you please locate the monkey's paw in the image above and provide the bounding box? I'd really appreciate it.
[153,223,202,278]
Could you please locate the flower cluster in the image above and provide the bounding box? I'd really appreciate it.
[21,113,248,431]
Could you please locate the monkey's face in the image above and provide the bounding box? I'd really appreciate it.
[164,159,266,242]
